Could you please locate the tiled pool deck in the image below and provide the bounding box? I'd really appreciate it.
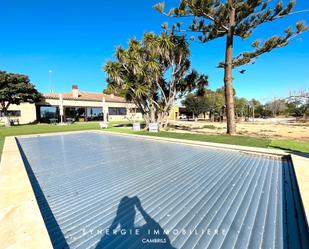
[0,131,308,249]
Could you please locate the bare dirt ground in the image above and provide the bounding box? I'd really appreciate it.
[168,119,309,141]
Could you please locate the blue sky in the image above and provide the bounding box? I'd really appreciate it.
[0,0,308,103]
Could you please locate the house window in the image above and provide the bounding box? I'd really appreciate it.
[0,110,21,117]
[38,106,59,123]
[65,107,86,119]
[108,107,127,115]
[129,108,142,113]
[86,107,103,121]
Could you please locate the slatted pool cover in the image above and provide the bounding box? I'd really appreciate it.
[17,132,308,249]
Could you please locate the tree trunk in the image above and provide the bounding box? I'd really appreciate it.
[159,94,176,130]
[210,110,214,122]
[143,114,150,130]
[223,0,236,135]
[149,96,155,123]
[1,103,11,127]
[159,112,169,130]
[252,105,255,122]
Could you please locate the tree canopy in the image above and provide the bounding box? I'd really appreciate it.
[155,0,307,67]
[182,93,208,119]
[183,87,308,121]
[104,32,208,129]
[103,85,127,98]
[0,70,41,114]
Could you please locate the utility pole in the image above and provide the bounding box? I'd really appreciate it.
[49,70,53,93]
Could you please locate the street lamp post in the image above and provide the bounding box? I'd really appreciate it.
[49,70,53,93]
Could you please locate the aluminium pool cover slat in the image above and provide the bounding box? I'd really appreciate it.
[17,132,309,249]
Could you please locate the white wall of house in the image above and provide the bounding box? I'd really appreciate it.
[0,103,37,124]
[41,98,143,121]
[0,98,143,124]
[41,98,104,108]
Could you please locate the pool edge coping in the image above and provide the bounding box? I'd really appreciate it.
[0,130,308,248]
[0,136,53,249]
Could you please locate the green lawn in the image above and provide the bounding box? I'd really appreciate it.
[0,122,101,157]
[0,122,100,137]
[106,126,309,154]
[0,122,308,161]
[106,127,271,148]
[269,139,309,154]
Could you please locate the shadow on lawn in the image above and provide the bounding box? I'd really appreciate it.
[112,123,146,129]
[95,196,176,249]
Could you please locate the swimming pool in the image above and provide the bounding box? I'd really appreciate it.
[17,132,309,249]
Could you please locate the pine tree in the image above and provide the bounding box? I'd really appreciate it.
[154,0,308,135]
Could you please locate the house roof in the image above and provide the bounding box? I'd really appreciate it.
[43,92,126,103]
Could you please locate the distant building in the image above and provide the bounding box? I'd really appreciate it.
[0,85,142,124]
[168,106,179,120]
